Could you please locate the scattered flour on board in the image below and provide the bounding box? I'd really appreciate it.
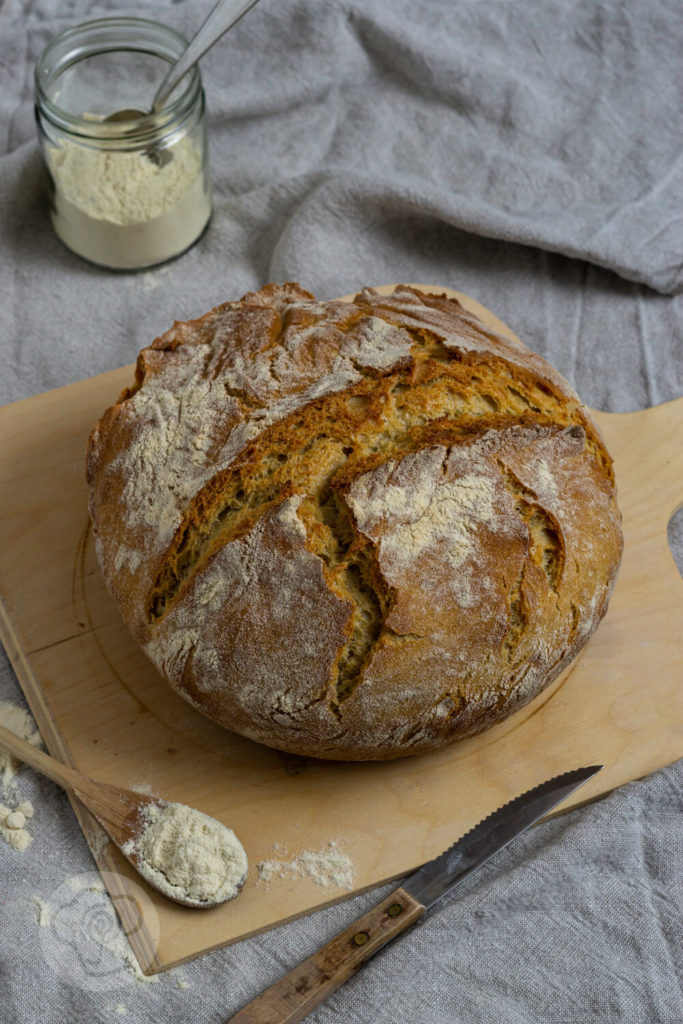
[129,780,156,796]
[257,841,355,890]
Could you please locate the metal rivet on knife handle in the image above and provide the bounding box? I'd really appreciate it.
[226,767,602,1024]
[227,886,425,1023]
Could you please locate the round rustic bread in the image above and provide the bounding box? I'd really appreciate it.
[87,283,623,760]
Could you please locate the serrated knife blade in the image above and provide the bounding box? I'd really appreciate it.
[404,763,602,909]
[228,765,602,1024]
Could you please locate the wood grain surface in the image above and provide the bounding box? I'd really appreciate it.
[0,285,681,974]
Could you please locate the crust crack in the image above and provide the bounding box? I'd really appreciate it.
[498,462,565,592]
[502,562,528,666]
[146,357,577,622]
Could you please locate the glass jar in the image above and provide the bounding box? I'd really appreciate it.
[34,17,212,271]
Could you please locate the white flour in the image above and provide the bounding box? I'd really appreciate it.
[145,495,308,694]
[0,701,41,851]
[0,802,32,851]
[129,780,156,796]
[122,801,248,906]
[30,894,52,928]
[88,826,111,860]
[48,122,211,269]
[0,701,41,795]
[346,448,496,575]
[257,840,355,890]
[32,876,158,986]
[97,296,415,574]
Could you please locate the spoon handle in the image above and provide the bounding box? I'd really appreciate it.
[153,0,263,111]
[0,722,82,792]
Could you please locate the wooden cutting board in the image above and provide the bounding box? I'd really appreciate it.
[1,285,682,976]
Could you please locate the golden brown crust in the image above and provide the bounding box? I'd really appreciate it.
[87,284,623,760]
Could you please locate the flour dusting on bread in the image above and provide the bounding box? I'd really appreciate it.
[347,450,496,573]
[87,283,623,760]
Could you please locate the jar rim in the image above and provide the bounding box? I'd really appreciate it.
[34,16,202,145]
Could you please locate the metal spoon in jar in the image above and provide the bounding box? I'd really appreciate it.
[0,723,248,909]
[106,0,262,153]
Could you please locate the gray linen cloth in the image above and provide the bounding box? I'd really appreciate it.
[1,0,682,1021]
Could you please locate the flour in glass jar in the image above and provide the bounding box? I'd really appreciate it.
[48,115,211,269]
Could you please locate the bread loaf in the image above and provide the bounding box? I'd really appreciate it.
[87,284,623,760]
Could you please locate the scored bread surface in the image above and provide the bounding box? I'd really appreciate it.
[87,284,623,760]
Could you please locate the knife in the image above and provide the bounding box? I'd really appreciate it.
[228,765,602,1024]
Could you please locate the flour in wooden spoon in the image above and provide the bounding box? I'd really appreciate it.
[122,801,247,906]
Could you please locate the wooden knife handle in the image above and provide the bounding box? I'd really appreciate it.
[227,886,425,1024]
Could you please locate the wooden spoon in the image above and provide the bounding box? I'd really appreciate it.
[0,722,245,909]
